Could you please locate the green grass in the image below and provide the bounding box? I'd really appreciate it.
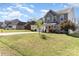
[0,33,79,56]
[0,40,21,56]
[0,29,31,32]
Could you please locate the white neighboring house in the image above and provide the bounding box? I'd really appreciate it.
[31,25,37,31]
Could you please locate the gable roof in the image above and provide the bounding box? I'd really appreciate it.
[57,8,73,15]
[17,22,26,25]
[4,19,20,25]
[44,10,58,17]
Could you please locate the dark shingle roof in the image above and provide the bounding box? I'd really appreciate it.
[44,10,57,17]
[17,22,26,25]
[0,22,3,25]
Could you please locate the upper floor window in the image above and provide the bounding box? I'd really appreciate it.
[64,13,68,20]
[47,17,51,22]
[53,16,57,22]
[47,17,50,20]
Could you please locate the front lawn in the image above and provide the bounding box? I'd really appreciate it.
[0,33,79,56]
[0,40,21,56]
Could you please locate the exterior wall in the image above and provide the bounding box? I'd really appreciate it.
[16,25,25,30]
[44,12,58,23]
[1,22,6,28]
[68,9,75,23]
[59,13,68,20]
[4,25,16,30]
[31,25,37,31]
[43,23,58,32]
[12,25,16,29]
[43,10,60,32]
[58,8,74,23]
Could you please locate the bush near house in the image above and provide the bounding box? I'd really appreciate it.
[69,32,79,38]
[60,20,76,34]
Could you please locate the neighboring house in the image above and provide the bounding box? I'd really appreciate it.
[40,8,75,33]
[0,22,3,29]
[24,21,36,30]
[2,19,26,30]
[16,22,26,30]
[31,25,37,31]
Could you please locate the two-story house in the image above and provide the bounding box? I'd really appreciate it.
[41,8,75,33]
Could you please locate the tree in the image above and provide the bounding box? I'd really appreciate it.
[36,20,43,35]
[60,20,76,34]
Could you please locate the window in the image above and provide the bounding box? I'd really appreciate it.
[53,16,57,22]
[64,13,68,20]
[61,18,63,20]
[47,16,51,22]
[47,17,50,20]
[8,26,12,28]
[60,15,64,20]
[52,15,54,22]
[53,19,56,22]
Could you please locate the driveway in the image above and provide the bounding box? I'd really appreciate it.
[0,32,37,36]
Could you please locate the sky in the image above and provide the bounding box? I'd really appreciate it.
[0,3,79,22]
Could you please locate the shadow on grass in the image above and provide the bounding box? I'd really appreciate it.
[40,34,48,40]
[40,34,52,40]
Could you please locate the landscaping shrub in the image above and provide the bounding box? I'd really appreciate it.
[68,32,79,38]
[60,20,76,34]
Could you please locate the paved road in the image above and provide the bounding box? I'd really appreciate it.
[0,32,37,36]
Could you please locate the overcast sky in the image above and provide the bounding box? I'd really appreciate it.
[0,3,79,22]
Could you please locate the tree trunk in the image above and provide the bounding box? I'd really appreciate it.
[39,28,40,35]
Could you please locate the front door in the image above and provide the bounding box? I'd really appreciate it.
[48,25,53,32]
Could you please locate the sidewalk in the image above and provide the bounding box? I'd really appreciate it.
[0,32,37,36]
